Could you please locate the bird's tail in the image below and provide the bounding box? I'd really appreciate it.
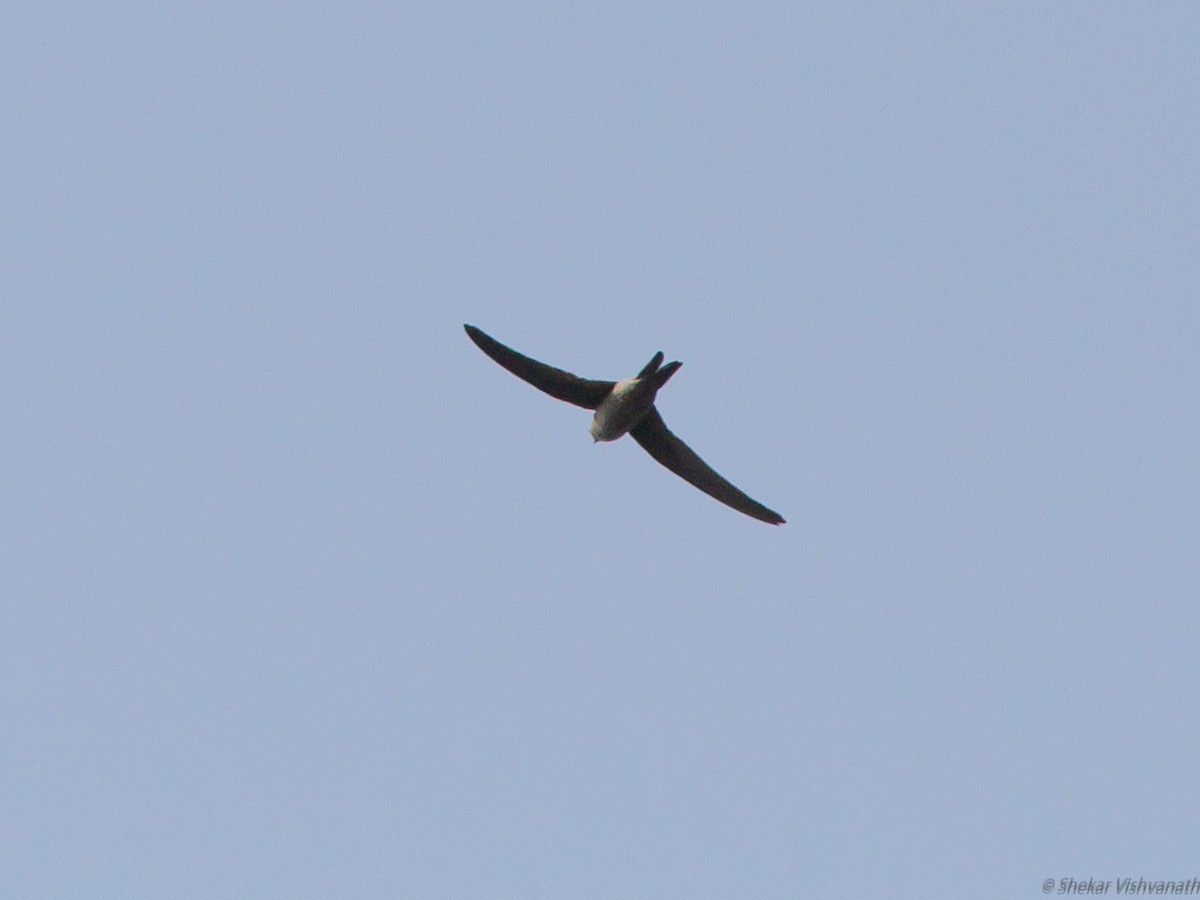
[653,361,682,388]
[637,352,664,378]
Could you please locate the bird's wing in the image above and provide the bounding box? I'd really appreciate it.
[630,407,785,525]
[464,325,614,410]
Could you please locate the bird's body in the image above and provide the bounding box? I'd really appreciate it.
[463,324,784,525]
[589,379,649,442]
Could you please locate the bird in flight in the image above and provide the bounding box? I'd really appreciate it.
[464,324,785,525]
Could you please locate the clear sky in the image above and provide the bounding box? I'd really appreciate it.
[3,3,1198,898]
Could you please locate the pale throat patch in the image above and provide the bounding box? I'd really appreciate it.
[589,379,641,442]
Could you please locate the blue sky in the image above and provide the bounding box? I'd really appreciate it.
[3,3,1198,897]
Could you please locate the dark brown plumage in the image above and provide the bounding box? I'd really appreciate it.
[464,324,784,525]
